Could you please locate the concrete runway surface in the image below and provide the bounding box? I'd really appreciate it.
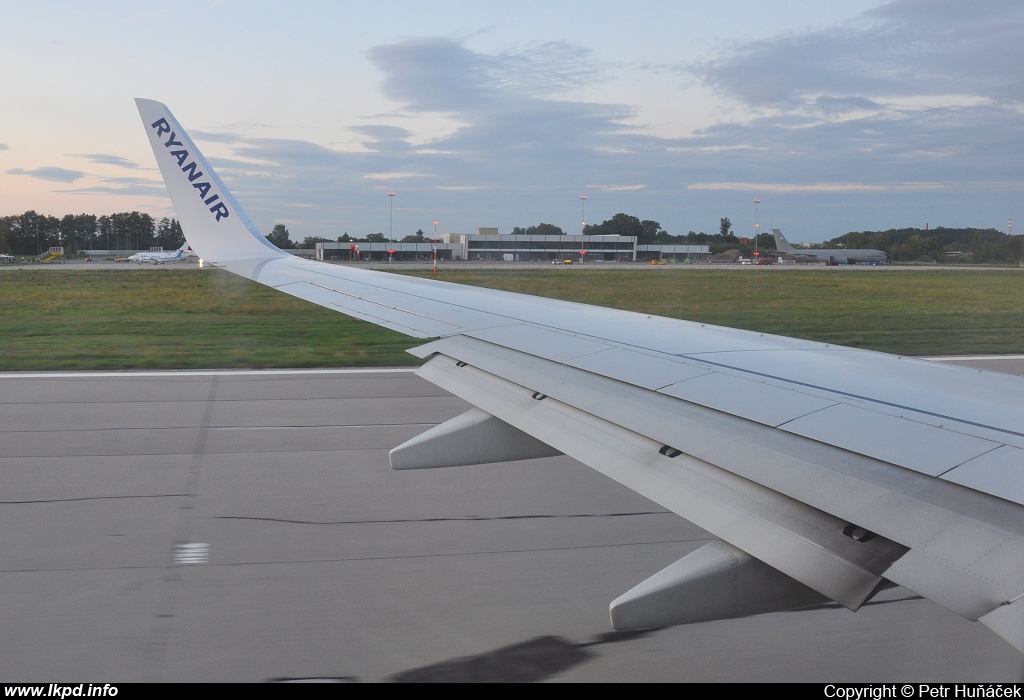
[2,362,1024,682]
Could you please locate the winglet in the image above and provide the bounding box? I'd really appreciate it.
[135,99,287,264]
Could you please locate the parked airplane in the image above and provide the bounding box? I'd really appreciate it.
[126,242,190,264]
[772,229,887,265]
[138,98,1024,652]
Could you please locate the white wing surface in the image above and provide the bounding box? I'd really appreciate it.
[137,98,1024,650]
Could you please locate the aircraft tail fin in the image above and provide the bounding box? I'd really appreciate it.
[135,99,287,265]
[772,229,795,252]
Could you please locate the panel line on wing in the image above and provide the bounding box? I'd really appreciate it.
[303,281,453,323]
[676,354,1024,443]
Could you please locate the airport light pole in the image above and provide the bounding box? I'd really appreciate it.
[580,195,588,234]
[388,192,396,241]
[754,198,761,258]
[433,219,439,275]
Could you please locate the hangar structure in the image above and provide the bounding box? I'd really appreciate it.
[316,234,710,263]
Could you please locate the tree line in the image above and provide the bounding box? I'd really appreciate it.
[0,211,184,255]
[825,228,1023,263]
[266,224,442,249]
[7,210,1018,264]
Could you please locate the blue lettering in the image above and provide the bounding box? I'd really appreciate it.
[181,162,204,181]
[151,118,170,136]
[153,118,228,223]
[210,203,229,221]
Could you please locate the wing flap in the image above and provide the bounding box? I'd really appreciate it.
[885,522,1024,619]
[415,335,1024,623]
[417,353,907,609]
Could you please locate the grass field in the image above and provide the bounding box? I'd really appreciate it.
[0,268,420,370]
[2,266,1024,371]
[402,266,1024,356]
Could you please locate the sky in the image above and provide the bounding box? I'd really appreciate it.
[2,0,1022,243]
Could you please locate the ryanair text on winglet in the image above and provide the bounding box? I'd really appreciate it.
[150,118,229,222]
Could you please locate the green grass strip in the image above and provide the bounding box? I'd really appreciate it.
[2,266,1024,371]
[401,267,1024,357]
[0,269,420,370]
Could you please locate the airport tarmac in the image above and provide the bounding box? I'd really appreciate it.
[2,363,1024,682]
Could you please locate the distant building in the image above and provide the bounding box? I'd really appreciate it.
[443,233,637,262]
[316,234,709,263]
[636,245,711,263]
[316,241,453,262]
[476,227,499,236]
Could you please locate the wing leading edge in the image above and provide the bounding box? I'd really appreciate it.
[137,99,1024,652]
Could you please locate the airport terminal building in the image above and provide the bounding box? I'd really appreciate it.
[316,233,709,263]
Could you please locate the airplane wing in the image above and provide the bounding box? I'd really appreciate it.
[136,98,1024,650]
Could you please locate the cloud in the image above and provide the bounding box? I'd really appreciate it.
[687,182,948,193]
[669,1,1024,192]
[693,0,1024,108]
[358,37,639,192]
[362,171,427,180]
[179,22,1024,242]
[7,166,84,183]
[195,39,642,221]
[0,143,8,151]
[190,130,242,144]
[367,37,608,112]
[62,176,167,197]
[351,125,412,140]
[73,153,140,169]
[589,184,646,192]
[814,96,882,115]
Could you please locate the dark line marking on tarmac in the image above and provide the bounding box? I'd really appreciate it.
[0,493,188,505]
[0,536,708,574]
[0,394,454,407]
[268,676,358,683]
[0,422,438,434]
[215,510,671,526]
[0,446,430,459]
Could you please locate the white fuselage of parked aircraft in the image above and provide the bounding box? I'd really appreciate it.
[126,243,190,264]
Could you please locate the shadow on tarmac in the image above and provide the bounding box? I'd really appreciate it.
[388,631,654,683]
